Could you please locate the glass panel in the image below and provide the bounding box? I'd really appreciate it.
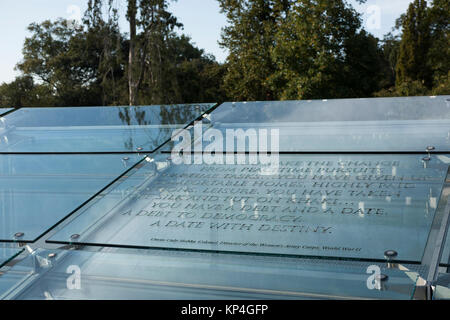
[0,248,419,300]
[0,104,215,153]
[0,154,144,242]
[0,247,22,268]
[205,96,450,152]
[49,153,449,263]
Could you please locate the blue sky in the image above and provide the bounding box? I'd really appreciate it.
[0,0,413,84]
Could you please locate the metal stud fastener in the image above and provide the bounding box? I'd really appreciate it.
[123,157,130,161]
[384,250,398,258]
[136,147,143,151]
[384,250,398,269]
[70,234,80,240]
[48,253,57,259]
[425,146,435,163]
[423,157,431,162]
[14,232,24,238]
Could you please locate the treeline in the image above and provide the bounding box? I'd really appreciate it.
[0,0,448,107]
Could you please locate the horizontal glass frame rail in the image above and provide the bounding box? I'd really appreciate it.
[0,248,419,300]
[0,104,216,153]
[48,153,449,264]
[0,153,145,242]
[202,96,450,152]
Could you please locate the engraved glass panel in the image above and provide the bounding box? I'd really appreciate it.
[48,153,449,263]
[0,104,215,153]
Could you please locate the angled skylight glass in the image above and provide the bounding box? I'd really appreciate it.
[0,154,144,242]
[203,96,450,152]
[0,104,215,153]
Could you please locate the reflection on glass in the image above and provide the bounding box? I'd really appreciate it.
[0,154,144,242]
[206,96,450,152]
[0,248,418,300]
[49,154,448,263]
[0,104,215,153]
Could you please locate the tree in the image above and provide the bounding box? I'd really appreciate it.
[218,0,292,101]
[269,0,362,99]
[342,30,388,97]
[428,0,450,93]
[376,0,449,96]
[126,0,182,105]
[0,76,55,107]
[127,0,139,105]
[84,0,126,105]
[396,0,433,89]
[11,1,225,107]
[16,19,106,106]
[219,0,376,100]
[379,33,401,90]
[169,35,227,103]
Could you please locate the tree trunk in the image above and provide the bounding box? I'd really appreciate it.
[128,0,138,106]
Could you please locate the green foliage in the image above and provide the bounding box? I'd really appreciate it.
[219,0,389,100]
[3,1,226,107]
[428,0,450,89]
[172,36,228,103]
[16,19,104,106]
[218,0,289,101]
[126,0,183,105]
[0,76,56,107]
[1,0,448,107]
[396,0,432,88]
[269,0,362,99]
[376,0,449,96]
[341,31,388,97]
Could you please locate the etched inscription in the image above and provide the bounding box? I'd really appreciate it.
[68,155,447,261]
